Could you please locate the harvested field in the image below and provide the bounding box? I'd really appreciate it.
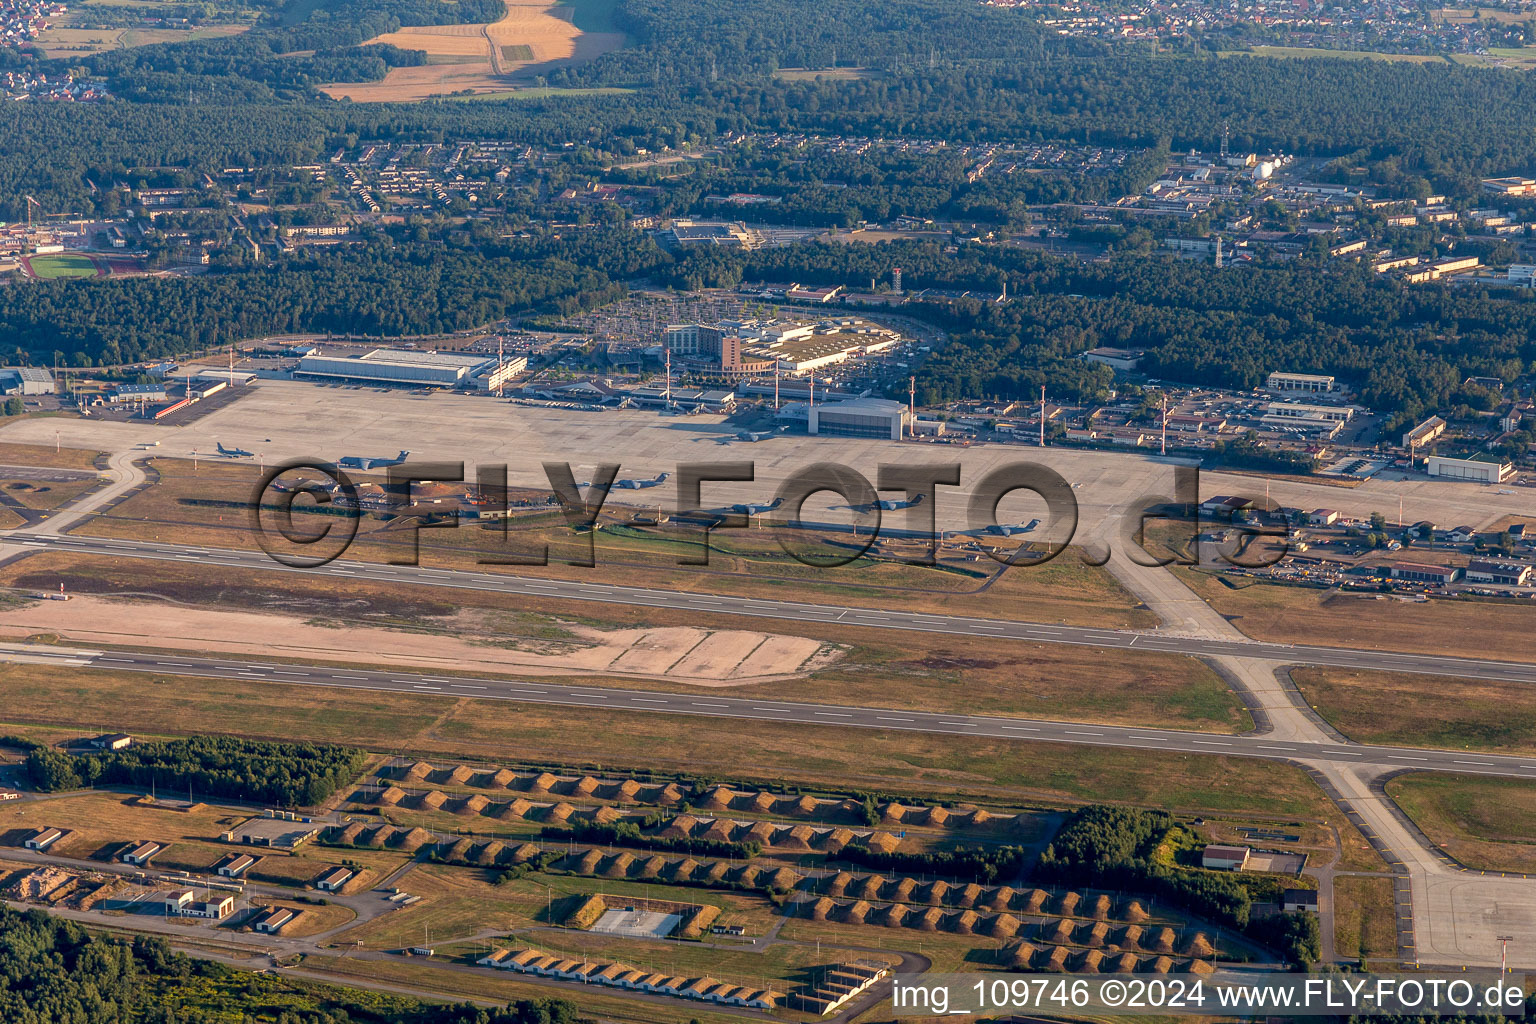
[321,0,624,100]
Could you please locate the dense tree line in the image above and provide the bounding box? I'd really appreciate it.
[1036,805,1320,964]
[835,843,1027,883]
[0,905,582,1023]
[25,735,366,806]
[0,240,624,365]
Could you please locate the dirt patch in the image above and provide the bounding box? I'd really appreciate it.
[907,655,1003,671]
[0,595,844,685]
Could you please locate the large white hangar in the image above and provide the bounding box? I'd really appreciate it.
[296,347,525,390]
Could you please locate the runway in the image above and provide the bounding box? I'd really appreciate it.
[11,533,1536,685]
[12,641,1536,781]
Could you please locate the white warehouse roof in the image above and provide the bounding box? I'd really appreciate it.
[297,348,494,385]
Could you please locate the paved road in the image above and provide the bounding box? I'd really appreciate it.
[10,533,1536,686]
[13,641,1536,781]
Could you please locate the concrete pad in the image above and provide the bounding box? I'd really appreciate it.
[589,908,683,938]
[2,379,1530,545]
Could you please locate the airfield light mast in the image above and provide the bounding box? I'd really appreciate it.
[1039,385,1046,447]
[909,376,915,439]
[1161,393,1168,455]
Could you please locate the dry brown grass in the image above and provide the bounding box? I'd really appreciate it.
[1386,773,1536,874]
[0,477,100,511]
[0,442,102,471]
[0,662,1331,818]
[1177,569,1536,663]
[1333,875,1397,961]
[0,793,244,860]
[1292,668,1536,756]
[301,956,747,1024]
[0,551,1239,731]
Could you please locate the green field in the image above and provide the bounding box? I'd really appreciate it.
[27,253,97,279]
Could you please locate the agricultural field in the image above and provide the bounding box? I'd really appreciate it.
[1453,47,1536,69]
[33,22,248,57]
[321,0,626,101]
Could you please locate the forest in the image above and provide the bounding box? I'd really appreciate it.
[0,906,582,1023]
[8,0,1536,214]
[0,239,625,366]
[24,735,367,806]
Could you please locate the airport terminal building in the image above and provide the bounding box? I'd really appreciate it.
[297,348,525,390]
